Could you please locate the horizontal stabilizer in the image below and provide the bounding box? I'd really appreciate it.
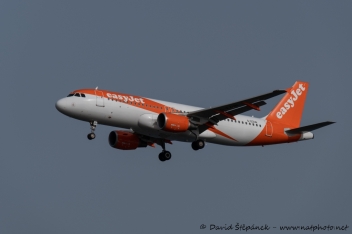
[285,121,335,134]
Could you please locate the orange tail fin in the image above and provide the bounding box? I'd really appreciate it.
[266,81,309,128]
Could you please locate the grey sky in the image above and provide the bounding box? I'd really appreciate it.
[1,1,351,233]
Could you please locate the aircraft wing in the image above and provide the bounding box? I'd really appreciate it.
[187,89,286,133]
[285,121,335,134]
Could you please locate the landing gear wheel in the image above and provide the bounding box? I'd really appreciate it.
[87,121,98,140]
[159,153,166,162]
[163,151,172,160]
[158,151,172,161]
[192,142,199,150]
[192,140,205,150]
[197,140,205,149]
[87,133,96,140]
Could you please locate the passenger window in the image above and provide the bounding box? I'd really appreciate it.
[81,94,86,98]
[74,93,80,97]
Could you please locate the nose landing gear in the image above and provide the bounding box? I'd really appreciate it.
[87,121,97,140]
[87,132,95,140]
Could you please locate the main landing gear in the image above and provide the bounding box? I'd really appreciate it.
[158,140,172,162]
[157,139,205,161]
[159,151,172,162]
[87,121,97,140]
[192,139,205,150]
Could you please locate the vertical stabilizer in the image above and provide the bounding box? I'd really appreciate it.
[266,81,309,128]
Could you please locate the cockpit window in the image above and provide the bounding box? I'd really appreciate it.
[68,93,86,97]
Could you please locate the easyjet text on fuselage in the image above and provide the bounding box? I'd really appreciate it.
[106,93,145,104]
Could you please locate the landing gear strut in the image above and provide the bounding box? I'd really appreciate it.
[192,139,205,150]
[158,140,172,162]
[87,121,97,140]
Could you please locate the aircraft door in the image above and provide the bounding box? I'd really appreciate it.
[95,90,105,107]
[266,121,273,137]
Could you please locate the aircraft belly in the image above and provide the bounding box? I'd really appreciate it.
[199,130,216,139]
[133,125,198,142]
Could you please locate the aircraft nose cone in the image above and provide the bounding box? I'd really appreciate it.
[55,98,67,113]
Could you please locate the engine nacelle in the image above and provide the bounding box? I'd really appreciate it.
[157,113,190,132]
[108,131,147,150]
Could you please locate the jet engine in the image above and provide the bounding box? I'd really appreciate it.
[157,113,195,132]
[108,131,147,150]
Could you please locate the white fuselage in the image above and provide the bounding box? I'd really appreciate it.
[56,93,268,146]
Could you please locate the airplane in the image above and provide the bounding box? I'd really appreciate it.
[55,81,334,161]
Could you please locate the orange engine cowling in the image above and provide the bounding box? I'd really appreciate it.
[108,131,147,150]
[157,113,190,132]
